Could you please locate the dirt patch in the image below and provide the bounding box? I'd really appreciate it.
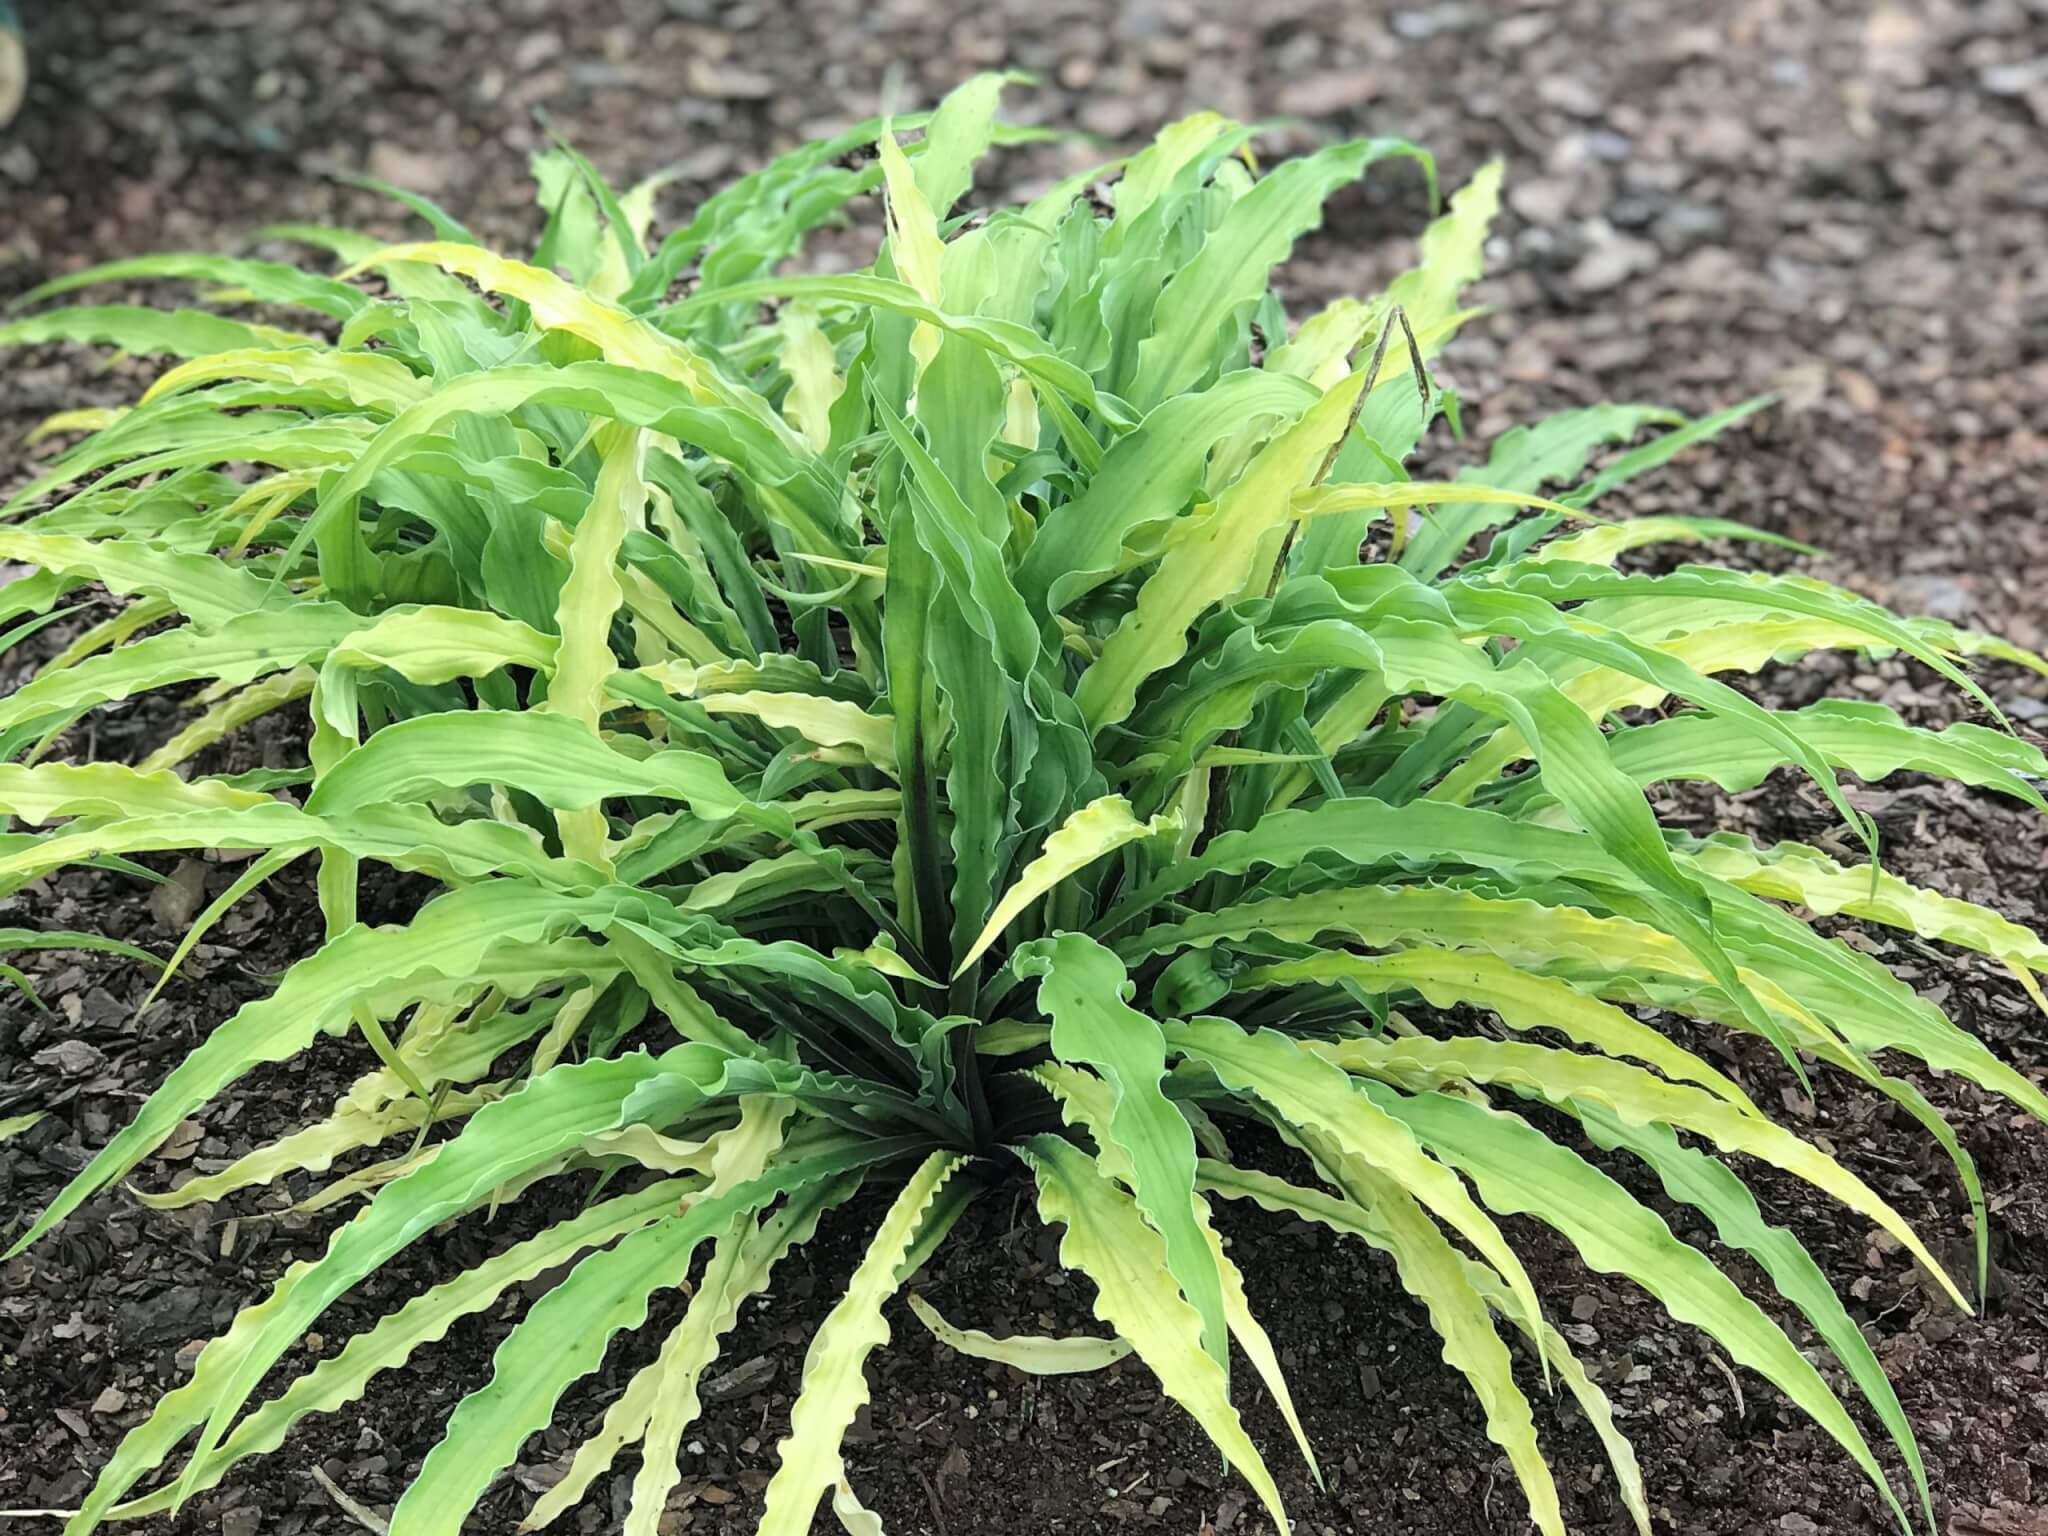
[3,1,2047,1533]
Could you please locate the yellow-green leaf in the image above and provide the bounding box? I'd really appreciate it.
[906,1292,1131,1374]
[956,796,1178,975]
[757,1151,964,1535]
[1019,1134,1289,1534]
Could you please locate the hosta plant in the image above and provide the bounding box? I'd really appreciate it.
[4,73,2047,1536]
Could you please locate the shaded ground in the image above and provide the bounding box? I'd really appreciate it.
[3,1,2047,1533]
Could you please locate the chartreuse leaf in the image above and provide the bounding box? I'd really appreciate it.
[1291,479,1580,529]
[1020,1134,1289,1534]
[876,119,946,375]
[1033,1061,1320,1481]
[304,709,749,820]
[1380,1087,1915,1536]
[777,304,842,449]
[1132,869,2033,1230]
[1305,1130,1564,1536]
[663,274,1122,427]
[328,606,559,684]
[521,1168,858,1533]
[1100,796,1616,933]
[1402,397,1781,581]
[0,605,360,736]
[6,411,374,521]
[1512,699,2048,816]
[1454,1255,1650,1536]
[757,1151,965,1534]
[546,423,645,868]
[13,253,364,319]
[1238,947,1757,1111]
[67,1048,724,1530]
[131,997,560,1210]
[518,1331,671,1528]
[0,304,320,356]
[1195,1185,1323,1483]
[27,406,129,442]
[0,800,594,894]
[639,662,898,771]
[9,883,632,1265]
[1494,562,1999,721]
[142,346,429,413]
[1077,368,1367,729]
[138,666,317,775]
[396,1141,902,1536]
[343,242,785,427]
[1324,1033,1966,1311]
[1677,831,2048,981]
[131,1085,503,1210]
[0,761,272,822]
[906,1292,1131,1374]
[104,1178,701,1519]
[907,67,1011,215]
[1200,1160,1649,1536]
[1016,934,1227,1374]
[1166,1015,1548,1360]
[0,530,284,627]
[30,597,175,683]
[957,796,1177,974]
[620,1176,857,1536]
[1015,370,1319,616]
[1575,1104,1933,1535]
[1369,156,1495,340]
[1555,397,1776,513]
[1128,136,1430,409]
[0,927,157,968]
[1290,623,1809,1072]
[1522,512,1803,569]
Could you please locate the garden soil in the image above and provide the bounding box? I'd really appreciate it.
[2,1,2045,1532]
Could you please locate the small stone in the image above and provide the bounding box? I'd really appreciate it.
[365,141,454,194]
[1981,59,2048,98]
[156,1119,204,1164]
[1654,201,1726,245]
[1507,177,1576,227]
[32,1040,103,1077]
[220,1509,262,1536]
[1537,75,1604,118]
[1078,98,1145,140]
[700,1354,777,1403]
[686,60,775,100]
[1998,1458,2033,1503]
[1568,231,1658,294]
[90,1386,128,1415]
[148,859,210,932]
[1837,368,1881,415]
[1287,69,1380,117]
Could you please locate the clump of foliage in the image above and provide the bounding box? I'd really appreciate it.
[3,73,2046,1536]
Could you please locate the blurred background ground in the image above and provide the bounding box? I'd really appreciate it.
[1,2,2046,1533]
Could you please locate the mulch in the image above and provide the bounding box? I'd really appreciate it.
[2,1,2046,1532]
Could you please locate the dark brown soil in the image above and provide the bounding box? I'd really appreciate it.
[4,2,2048,1533]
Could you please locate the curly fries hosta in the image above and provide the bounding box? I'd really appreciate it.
[3,73,2046,1536]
